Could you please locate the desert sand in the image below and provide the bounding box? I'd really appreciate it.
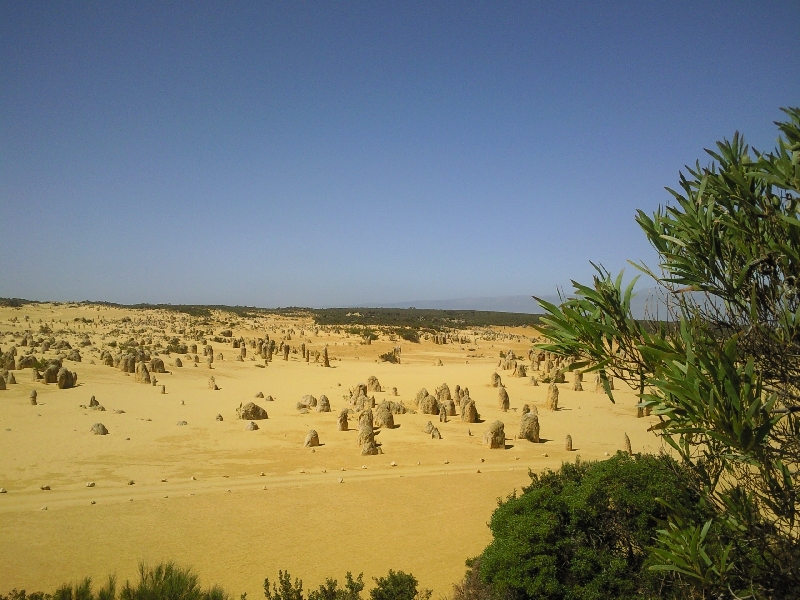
[0,303,661,596]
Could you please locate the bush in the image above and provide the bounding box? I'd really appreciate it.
[369,572,430,600]
[394,329,419,344]
[120,562,227,600]
[2,563,227,600]
[378,351,400,363]
[308,573,364,600]
[452,558,501,600]
[478,453,705,600]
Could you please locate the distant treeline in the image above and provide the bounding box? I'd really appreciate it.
[0,298,541,328]
[309,307,541,328]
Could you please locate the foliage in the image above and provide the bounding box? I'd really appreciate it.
[308,574,364,600]
[369,572,430,600]
[310,308,539,330]
[534,107,800,598]
[451,558,503,600]
[378,350,400,363]
[3,564,227,600]
[119,562,227,600]
[478,453,702,600]
[264,572,303,600]
[393,328,420,343]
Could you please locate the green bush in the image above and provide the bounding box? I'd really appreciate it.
[308,573,364,600]
[3,563,227,600]
[479,453,705,600]
[369,572,430,600]
[394,329,419,344]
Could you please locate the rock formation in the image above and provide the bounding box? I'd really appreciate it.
[91,423,108,435]
[546,383,559,411]
[374,403,394,428]
[337,408,349,431]
[237,402,268,420]
[57,367,77,389]
[461,399,479,423]
[304,429,320,447]
[483,420,505,449]
[366,375,381,392]
[418,394,439,415]
[519,412,540,442]
[498,387,510,412]
[134,362,151,384]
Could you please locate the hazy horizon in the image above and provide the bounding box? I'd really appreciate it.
[2,2,798,306]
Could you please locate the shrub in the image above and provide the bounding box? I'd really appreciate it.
[479,453,705,600]
[394,329,419,343]
[264,572,302,600]
[369,572,429,600]
[378,351,400,363]
[120,562,227,600]
[308,573,364,600]
[452,558,501,600]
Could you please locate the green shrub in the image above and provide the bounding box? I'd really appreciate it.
[308,573,364,600]
[394,329,419,344]
[378,351,400,363]
[263,572,303,600]
[369,572,430,600]
[120,563,227,600]
[479,453,705,600]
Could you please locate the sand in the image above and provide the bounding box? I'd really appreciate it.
[0,304,661,596]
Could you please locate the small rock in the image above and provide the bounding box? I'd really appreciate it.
[127,480,134,485]
[390,461,397,466]
[216,414,223,421]
[90,500,96,505]
[245,421,259,431]
[177,420,188,426]
[0,488,6,493]
[338,478,344,483]
[86,482,95,487]
[40,485,50,490]
[190,476,196,480]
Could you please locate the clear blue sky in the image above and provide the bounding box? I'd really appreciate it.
[2,2,798,307]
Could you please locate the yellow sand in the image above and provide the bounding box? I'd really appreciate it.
[0,304,661,596]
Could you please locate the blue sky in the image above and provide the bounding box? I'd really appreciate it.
[2,2,798,307]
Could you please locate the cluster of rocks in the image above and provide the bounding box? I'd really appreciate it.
[296,394,331,413]
[414,383,478,424]
[498,350,526,377]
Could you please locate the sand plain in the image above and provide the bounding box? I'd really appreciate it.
[0,304,661,596]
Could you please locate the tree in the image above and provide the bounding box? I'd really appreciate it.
[535,108,800,598]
